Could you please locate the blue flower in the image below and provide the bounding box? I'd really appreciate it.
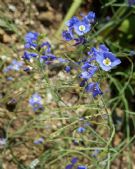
[22,51,38,60]
[24,32,39,49]
[65,157,78,169]
[3,59,23,72]
[74,21,91,36]
[77,127,86,133]
[29,93,43,111]
[65,66,71,73]
[79,79,87,87]
[77,166,87,169]
[83,11,96,23]
[96,52,121,71]
[80,71,92,80]
[81,62,92,71]
[88,47,97,56]
[66,16,79,28]
[85,82,103,97]
[34,137,44,144]
[23,66,32,73]
[80,64,97,80]
[74,37,86,46]
[40,54,57,64]
[71,157,78,164]
[62,30,73,41]
[65,164,73,169]
[98,44,109,52]
[25,32,39,42]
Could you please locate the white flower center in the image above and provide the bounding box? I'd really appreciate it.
[79,25,86,32]
[103,58,111,66]
[33,97,39,102]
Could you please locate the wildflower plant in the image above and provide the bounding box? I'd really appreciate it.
[16,11,122,168]
[1,2,135,169]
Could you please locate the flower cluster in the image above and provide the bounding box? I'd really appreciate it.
[65,44,121,97]
[62,11,95,44]
[65,157,87,169]
[62,12,121,97]
[22,32,57,64]
[22,12,121,99]
[29,93,43,112]
[22,32,70,72]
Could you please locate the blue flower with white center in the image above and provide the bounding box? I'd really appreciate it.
[74,21,91,36]
[24,32,39,49]
[3,59,23,72]
[96,52,121,71]
[29,93,43,111]
[77,166,87,169]
[62,30,73,41]
[85,82,103,97]
[77,127,86,133]
[66,16,79,28]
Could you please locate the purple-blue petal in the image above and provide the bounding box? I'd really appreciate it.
[71,157,78,164]
[65,164,73,169]
[77,165,87,169]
